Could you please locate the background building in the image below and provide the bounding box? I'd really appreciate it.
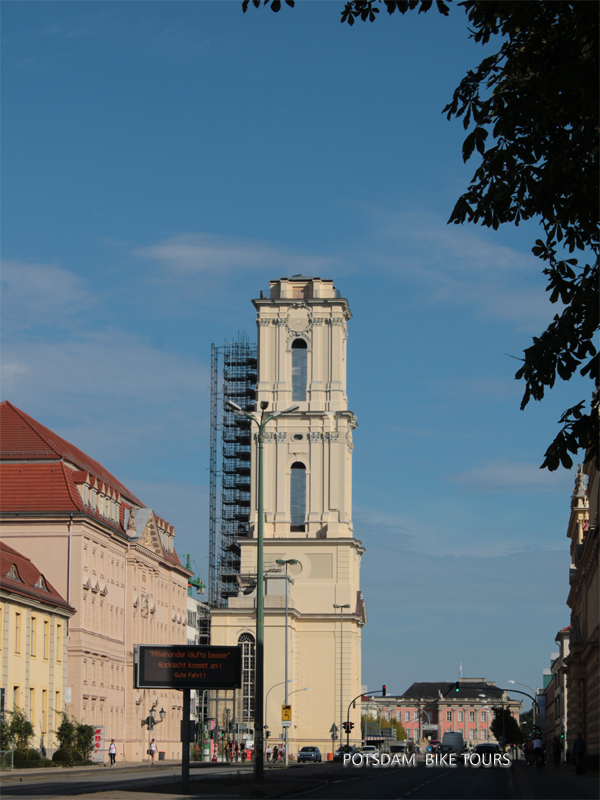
[565,461,599,768]
[0,542,75,754]
[210,276,366,754]
[0,401,192,761]
[362,679,521,748]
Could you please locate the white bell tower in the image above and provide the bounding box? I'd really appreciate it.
[211,276,366,753]
[251,276,358,539]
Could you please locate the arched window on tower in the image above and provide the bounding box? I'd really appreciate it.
[291,339,307,401]
[290,462,306,532]
[238,633,255,717]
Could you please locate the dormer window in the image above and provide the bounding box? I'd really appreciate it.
[6,564,22,582]
[34,576,49,592]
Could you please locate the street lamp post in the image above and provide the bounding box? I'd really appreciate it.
[141,704,166,766]
[226,399,299,780]
[276,558,298,767]
[507,680,536,731]
[333,603,350,747]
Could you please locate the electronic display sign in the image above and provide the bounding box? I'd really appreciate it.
[135,645,242,690]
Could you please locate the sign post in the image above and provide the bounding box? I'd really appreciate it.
[135,645,242,792]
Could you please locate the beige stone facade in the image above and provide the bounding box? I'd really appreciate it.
[565,461,599,765]
[211,277,366,755]
[0,402,191,761]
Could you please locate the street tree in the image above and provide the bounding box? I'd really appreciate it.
[242,0,599,471]
[491,706,524,746]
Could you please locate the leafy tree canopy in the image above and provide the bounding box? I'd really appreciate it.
[491,706,524,746]
[243,0,599,471]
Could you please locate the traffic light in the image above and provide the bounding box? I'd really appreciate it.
[342,722,349,733]
[266,730,271,739]
[382,685,386,697]
[455,682,460,693]
[349,722,355,731]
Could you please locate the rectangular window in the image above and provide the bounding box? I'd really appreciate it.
[43,621,49,659]
[29,688,35,722]
[481,729,487,740]
[405,710,410,722]
[458,710,463,722]
[469,710,475,723]
[13,686,19,710]
[15,613,21,653]
[480,710,487,723]
[413,711,419,721]
[290,463,306,529]
[56,624,62,661]
[55,691,61,729]
[446,710,452,722]
[469,729,475,740]
[31,617,37,657]
[291,342,308,401]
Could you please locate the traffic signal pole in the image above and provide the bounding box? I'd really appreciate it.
[346,687,387,747]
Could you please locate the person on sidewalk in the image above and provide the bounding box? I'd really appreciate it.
[109,740,117,766]
[572,733,587,776]
[551,736,561,768]
[149,739,157,764]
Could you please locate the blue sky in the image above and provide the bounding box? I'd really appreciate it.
[2,1,585,708]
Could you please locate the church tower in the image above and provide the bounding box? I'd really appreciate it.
[211,276,366,753]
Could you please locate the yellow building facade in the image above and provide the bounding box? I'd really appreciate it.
[0,543,74,753]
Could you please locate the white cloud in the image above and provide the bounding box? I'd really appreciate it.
[1,330,210,461]
[447,459,575,494]
[1,259,94,330]
[361,208,558,328]
[134,233,345,277]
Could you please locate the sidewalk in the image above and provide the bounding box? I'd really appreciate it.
[511,758,599,799]
[0,758,234,781]
[0,760,325,799]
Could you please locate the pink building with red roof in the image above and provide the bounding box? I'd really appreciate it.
[0,401,192,761]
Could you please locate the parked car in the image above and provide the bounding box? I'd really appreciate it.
[474,743,501,756]
[360,745,378,755]
[297,746,322,763]
[333,745,360,762]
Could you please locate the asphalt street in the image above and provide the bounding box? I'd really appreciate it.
[0,758,597,799]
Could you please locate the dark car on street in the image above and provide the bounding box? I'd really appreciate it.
[298,746,322,763]
[333,745,360,762]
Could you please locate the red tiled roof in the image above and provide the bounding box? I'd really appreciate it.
[0,541,74,611]
[0,401,144,506]
[0,463,84,512]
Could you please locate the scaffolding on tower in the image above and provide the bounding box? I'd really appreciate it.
[209,335,257,608]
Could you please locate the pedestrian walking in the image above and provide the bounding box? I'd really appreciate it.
[266,745,272,762]
[109,739,117,766]
[552,736,561,768]
[572,733,587,775]
[272,745,279,763]
[149,739,157,764]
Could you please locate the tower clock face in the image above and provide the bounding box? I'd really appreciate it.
[287,308,310,333]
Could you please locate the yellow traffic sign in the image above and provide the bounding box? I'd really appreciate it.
[282,705,292,721]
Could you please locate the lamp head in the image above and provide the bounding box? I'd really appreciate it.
[225,400,242,413]
[150,707,156,720]
[159,707,166,721]
[507,680,515,684]
[260,400,269,410]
